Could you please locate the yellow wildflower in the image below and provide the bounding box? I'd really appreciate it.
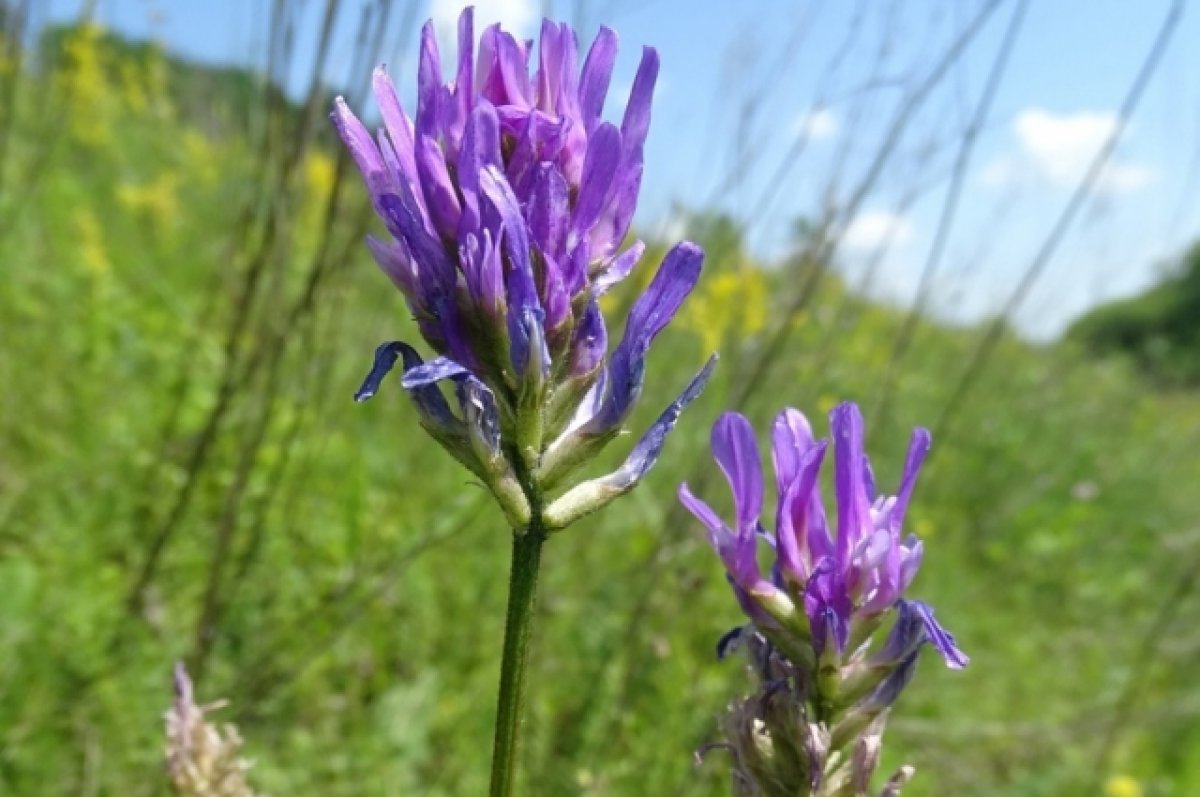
[1105,774,1144,797]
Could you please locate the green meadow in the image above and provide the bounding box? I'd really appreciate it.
[2,21,1199,797]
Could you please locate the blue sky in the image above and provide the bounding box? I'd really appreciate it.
[44,0,1200,339]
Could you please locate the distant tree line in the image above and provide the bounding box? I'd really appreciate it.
[1069,241,1200,385]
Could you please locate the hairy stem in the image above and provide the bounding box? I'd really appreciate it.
[488,520,546,797]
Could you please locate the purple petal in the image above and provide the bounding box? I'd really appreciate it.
[458,230,505,319]
[909,600,969,669]
[501,107,565,192]
[622,241,702,347]
[455,374,501,458]
[805,489,835,565]
[400,355,469,388]
[898,535,924,592]
[355,342,458,432]
[376,192,446,279]
[775,439,828,583]
[527,163,569,261]
[711,413,764,534]
[354,340,403,402]
[434,297,478,373]
[365,234,418,299]
[804,558,852,656]
[872,599,926,665]
[415,20,443,140]
[480,166,545,373]
[535,19,566,113]
[376,129,426,223]
[604,355,716,489]
[568,298,607,376]
[554,23,581,118]
[771,407,816,498]
[570,122,622,245]
[415,134,461,240]
[831,402,872,571]
[561,237,591,297]
[480,166,534,300]
[678,483,726,547]
[580,48,658,258]
[862,456,877,503]
[378,193,454,294]
[862,650,920,711]
[854,528,893,571]
[681,481,760,592]
[448,7,475,146]
[588,163,642,259]
[891,428,931,534]
[456,101,502,234]
[561,370,606,436]
[508,306,550,379]
[620,46,659,159]
[372,68,418,187]
[579,26,619,133]
[542,256,572,334]
[494,29,532,107]
[587,241,703,432]
[330,98,389,204]
[475,24,505,102]
[715,625,749,661]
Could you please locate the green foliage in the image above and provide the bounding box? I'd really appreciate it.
[1,26,1198,797]
[1068,242,1200,385]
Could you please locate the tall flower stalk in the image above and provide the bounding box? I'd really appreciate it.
[682,404,967,795]
[331,9,712,794]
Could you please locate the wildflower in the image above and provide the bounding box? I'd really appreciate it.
[683,403,966,795]
[1105,775,1145,797]
[334,7,711,529]
[164,663,264,797]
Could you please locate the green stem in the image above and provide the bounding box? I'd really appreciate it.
[488,521,546,797]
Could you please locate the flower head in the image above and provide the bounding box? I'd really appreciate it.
[683,403,967,794]
[164,663,263,797]
[334,8,711,527]
[682,403,966,670]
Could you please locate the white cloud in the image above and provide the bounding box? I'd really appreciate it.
[429,0,538,41]
[981,108,1155,195]
[841,211,914,252]
[793,107,838,140]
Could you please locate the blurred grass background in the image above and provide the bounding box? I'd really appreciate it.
[2,2,1200,796]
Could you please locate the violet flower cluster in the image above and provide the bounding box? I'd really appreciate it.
[333,9,713,529]
[682,403,967,796]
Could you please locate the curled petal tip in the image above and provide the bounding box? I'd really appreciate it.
[354,340,405,402]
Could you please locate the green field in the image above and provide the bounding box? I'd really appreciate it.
[2,22,1199,797]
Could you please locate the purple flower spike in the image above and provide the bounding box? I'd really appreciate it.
[336,8,709,529]
[698,407,968,796]
[682,404,966,671]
